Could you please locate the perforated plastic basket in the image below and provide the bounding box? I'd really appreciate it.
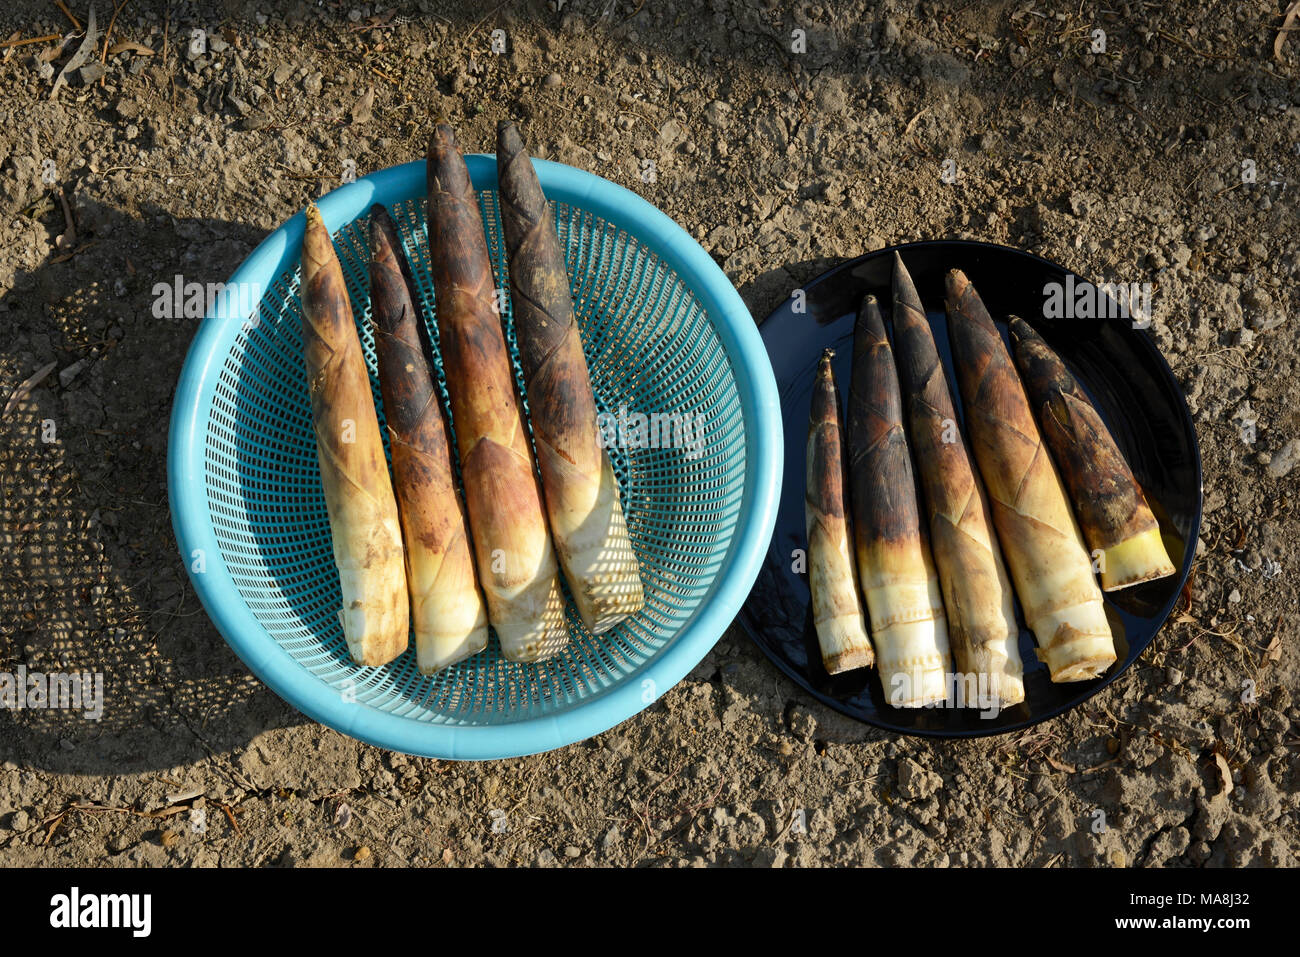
[168,157,781,760]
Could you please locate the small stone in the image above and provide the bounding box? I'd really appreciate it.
[10,810,29,831]
[882,19,901,46]
[303,72,323,96]
[353,845,371,861]
[563,845,581,858]
[160,829,180,849]
[1166,667,1184,686]
[59,358,89,388]
[898,759,942,800]
[657,118,683,149]
[537,848,556,865]
[1227,589,1241,603]
[542,72,563,89]
[703,100,732,128]
[272,63,294,86]
[601,826,621,850]
[79,63,105,85]
[208,36,229,53]
[1266,439,1300,478]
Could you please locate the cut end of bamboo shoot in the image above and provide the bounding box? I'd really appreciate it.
[872,605,953,707]
[958,652,1027,707]
[821,623,877,675]
[492,581,570,663]
[552,453,645,634]
[1100,525,1177,591]
[417,622,489,675]
[1035,619,1118,682]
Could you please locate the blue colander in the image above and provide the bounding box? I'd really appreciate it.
[167,157,782,760]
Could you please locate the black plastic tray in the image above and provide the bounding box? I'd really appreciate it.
[737,240,1202,737]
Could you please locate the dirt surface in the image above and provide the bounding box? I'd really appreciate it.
[1,0,1297,868]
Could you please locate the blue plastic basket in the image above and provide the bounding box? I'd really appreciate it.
[167,157,782,760]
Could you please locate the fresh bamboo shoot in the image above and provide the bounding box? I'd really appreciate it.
[847,294,951,707]
[945,271,1116,682]
[1008,316,1176,592]
[806,349,874,675]
[890,253,1024,706]
[301,203,408,667]
[369,204,489,673]
[426,123,568,663]
[496,121,644,635]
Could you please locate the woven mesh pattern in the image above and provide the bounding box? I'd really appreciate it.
[203,192,747,725]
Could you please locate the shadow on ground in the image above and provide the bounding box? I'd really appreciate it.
[0,197,307,775]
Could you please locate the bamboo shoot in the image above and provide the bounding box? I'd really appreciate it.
[496,121,645,634]
[426,123,568,662]
[806,349,874,675]
[847,294,951,707]
[369,204,489,673]
[890,253,1023,706]
[945,271,1116,682]
[1008,316,1176,591]
[301,203,408,667]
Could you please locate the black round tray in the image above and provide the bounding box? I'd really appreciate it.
[737,240,1202,737]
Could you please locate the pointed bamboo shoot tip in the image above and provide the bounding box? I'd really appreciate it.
[429,121,454,152]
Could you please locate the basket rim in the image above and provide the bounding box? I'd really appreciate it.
[167,155,782,760]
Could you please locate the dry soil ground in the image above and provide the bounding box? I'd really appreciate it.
[0,0,1297,867]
